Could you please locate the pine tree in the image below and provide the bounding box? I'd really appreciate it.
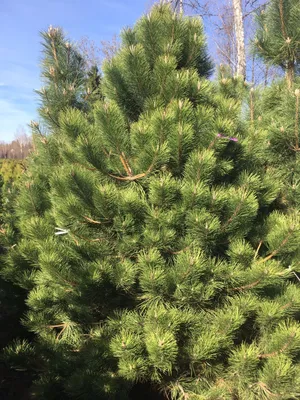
[17,26,103,253]
[253,77,300,210]
[85,65,103,105]
[253,0,300,210]
[4,4,300,399]
[254,0,300,89]
[37,26,86,130]
[36,25,102,133]
[0,176,33,399]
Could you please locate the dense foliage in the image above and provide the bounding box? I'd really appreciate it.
[0,176,32,399]
[36,25,102,132]
[254,78,300,209]
[0,159,24,183]
[254,0,300,87]
[1,3,300,400]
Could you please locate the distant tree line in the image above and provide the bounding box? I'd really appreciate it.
[0,133,32,160]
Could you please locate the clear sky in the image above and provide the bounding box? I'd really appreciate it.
[0,0,153,142]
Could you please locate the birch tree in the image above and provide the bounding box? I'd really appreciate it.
[233,0,246,78]
[164,0,211,15]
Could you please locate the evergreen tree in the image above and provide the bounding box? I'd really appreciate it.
[254,0,300,88]
[36,25,102,133]
[0,177,32,399]
[17,26,103,251]
[253,78,300,209]
[85,65,103,105]
[0,160,24,182]
[3,4,300,399]
[253,0,300,210]
[37,26,86,130]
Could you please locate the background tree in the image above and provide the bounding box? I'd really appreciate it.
[165,0,270,82]
[85,65,103,105]
[0,176,32,400]
[36,26,87,131]
[100,34,120,62]
[163,0,211,16]
[210,0,272,83]
[0,160,24,183]
[0,138,32,160]
[36,25,103,135]
[232,0,246,78]
[253,78,300,209]
[77,35,102,69]
[254,0,300,89]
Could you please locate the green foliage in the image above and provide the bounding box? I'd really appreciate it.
[3,4,300,400]
[86,65,103,105]
[35,26,102,134]
[0,174,3,230]
[36,26,86,130]
[217,64,249,100]
[254,0,300,85]
[253,77,300,208]
[0,175,33,399]
[102,4,213,121]
[0,159,24,183]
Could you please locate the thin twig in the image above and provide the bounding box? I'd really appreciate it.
[259,331,296,359]
[254,240,263,259]
[258,228,295,264]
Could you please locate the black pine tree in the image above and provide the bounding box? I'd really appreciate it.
[254,0,300,88]
[3,5,300,400]
[0,176,33,399]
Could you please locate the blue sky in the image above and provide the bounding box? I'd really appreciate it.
[0,0,153,142]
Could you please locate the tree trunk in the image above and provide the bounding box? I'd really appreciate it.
[180,0,183,13]
[264,65,269,87]
[251,54,255,84]
[286,62,295,89]
[232,0,246,79]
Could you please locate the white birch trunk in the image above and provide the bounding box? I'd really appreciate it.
[179,0,183,13]
[232,0,246,79]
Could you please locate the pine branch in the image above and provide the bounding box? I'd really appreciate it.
[295,89,299,150]
[109,147,159,181]
[221,189,247,231]
[83,216,102,224]
[280,302,293,310]
[232,279,261,291]
[72,162,98,172]
[169,244,192,255]
[279,0,287,39]
[119,152,133,176]
[258,226,295,263]
[254,240,263,259]
[259,331,296,359]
